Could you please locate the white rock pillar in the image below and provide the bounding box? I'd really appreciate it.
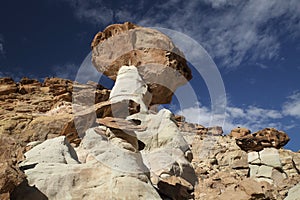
[109,65,151,113]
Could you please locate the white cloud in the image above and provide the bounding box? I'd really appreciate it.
[60,0,113,25]
[62,0,300,69]
[144,0,300,68]
[62,0,146,26]
[283,92,300,118]
[256,63,268,69]
[245,106,283,119]
[177,103,285,134]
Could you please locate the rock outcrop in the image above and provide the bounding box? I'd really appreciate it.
[91,22,192,105]
[1,22,299,200]
[0,77,110,198]
[229,127,251,138]
[17,135,161,200]
[0,77,17,95]
[284,183,300,200]
[17,65,196,199]
[1,74,299,199]
[236,128,290,151]
[186,130,300,200]
[0,77,110,145]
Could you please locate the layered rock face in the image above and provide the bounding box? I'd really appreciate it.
[0,77,110,199]
[1,22,300,200]
[0,77,110,144]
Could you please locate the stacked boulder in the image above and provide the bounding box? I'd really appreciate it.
[91,21,192,105]
[17,22,196,199]
[236,128,291,185]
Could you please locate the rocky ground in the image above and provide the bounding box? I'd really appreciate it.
[1,77,299,200]
[1,22,299,200]
[0,76,110,199]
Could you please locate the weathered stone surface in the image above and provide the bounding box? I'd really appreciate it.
[248,151,260,164]
[194,172,282,200]
[0,77,18,95]
[128,109,197,199]
[256,165,273,180]
[20,136,79,168]
[77,128,148,172]
[207,126,223,136]
[97,117,146,132]
[248,148,285,184]
[260,148,282,168]
[188,131,296,200]
[23,162,161,200]
[279,149,300,177]
[216,150,248,169]
[10,180,48,200]
[0,135,26,199]
[0,77,110,145]
[109,65,151,113]
[236,128,290,152]
[91,22,192,104]
[43,77,73,96]
[229,127,251,138]
[22,114,73,142]
[178,121,207,136]
[21,132,161,199]
[1,71,299,200]
[91,21,138,49]
[60,118,82,146]
[284,183,300,200]
[18,77,41,94]
[157,176,194,200]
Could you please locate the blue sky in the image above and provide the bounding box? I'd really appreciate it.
[0,0,299,151]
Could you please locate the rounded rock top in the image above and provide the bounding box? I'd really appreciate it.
[91,22,192,105]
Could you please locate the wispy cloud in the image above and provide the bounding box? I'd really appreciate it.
[177,102,292,134]
[256,62,269,69]
[0,70,35,81]
[283,91,300,118]
[62,0,300,69]
[176,89,300,133]
[140,0,300,68]
[61,0,144,26]
[52,63,79,80]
